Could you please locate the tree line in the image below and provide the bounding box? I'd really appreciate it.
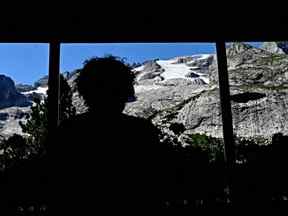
[0,75,76,171]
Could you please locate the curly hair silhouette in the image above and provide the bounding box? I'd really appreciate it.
[75,56,136,113]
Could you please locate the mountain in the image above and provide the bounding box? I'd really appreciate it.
[0,75,32,109]
[63,69,81,81]
[1,42,288,144]
[261,42,288,54]
[15,84,36,93]
[210,42,288,87]
[66,46,288,145]
[0,72,72,138]
[124,43,288,145]
[33,70,80,88]
[34,75,48,88]
[0,106,30,137]
[134,54,212,86]
[0,75,33,138]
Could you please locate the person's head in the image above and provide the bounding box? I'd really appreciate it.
[75,56,136,113]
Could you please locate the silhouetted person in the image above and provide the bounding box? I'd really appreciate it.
[53,56,172,214]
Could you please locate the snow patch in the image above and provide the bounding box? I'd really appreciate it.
[156,55,210,84]
[157,59,190,80]
[23,86,48,95]
[133,54,212,85]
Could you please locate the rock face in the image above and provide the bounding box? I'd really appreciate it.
[15,84,36,93]
[136,60,164,82]
[0,75,32,137]
[0,107,30,138]
[34,75,48,88]
[124,43,288,144]
[226,45,288,87]
[0,75,31,109]
[262,42,288,54]
[209,43,288,86]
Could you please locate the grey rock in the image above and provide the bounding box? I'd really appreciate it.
[138,71,162,81]
[190,78,206,85]
[137,79,158,86]
[171,55,214,75]
[34,75,48,88]
[262,42,288,54]
[124,84,207,119]
[0,106,31,137]
[157,78,205,87]
[0,75,31,109]
[210,43,288,86]
[186,55,214,72]
[230,89,288,138]
[72,92,88,114]
[66,69,81,88]
[125,43,288,144]
[226,42,272,69]
[172,56,195,64]
[185,71,200,78]
[136,60,164,81]
[15,84,36,92]
[143,60,162,72]
[208,54,218,84]
[226,42,253,57]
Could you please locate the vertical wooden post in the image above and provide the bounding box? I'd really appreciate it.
[47,41,60,150]
[216,41,235,203]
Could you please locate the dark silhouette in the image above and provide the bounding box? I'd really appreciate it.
[51,56,237,211]
[270,133,288,203]
[0,138,48,215]
[52,56,175,214]
[232,133,288,208]
[3,55,288,213]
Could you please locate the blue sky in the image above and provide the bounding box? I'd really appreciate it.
[0,42,262,85]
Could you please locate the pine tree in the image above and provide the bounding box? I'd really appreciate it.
[59,75,76,122]
[20,97,48,153]
[20,74,76,154]
[2,133,28,169]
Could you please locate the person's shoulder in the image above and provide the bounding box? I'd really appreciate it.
[121,114,159,133]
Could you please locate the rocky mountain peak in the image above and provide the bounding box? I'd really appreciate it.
[135,60,164,82]
[34,75,48,88]
[0,74,15,92]
[261,42,288,54]
[0,75,31,109]
[15,84,36,93]
[226,42,253,57]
